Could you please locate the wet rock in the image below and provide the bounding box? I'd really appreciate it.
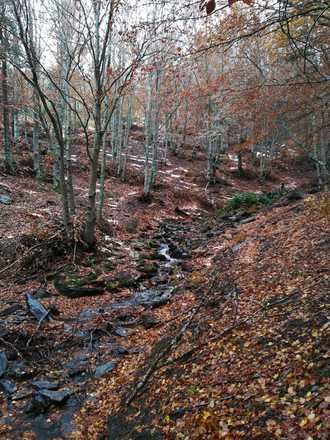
[112,346,129,356]
[141,314,159,329]
[67,354,89,377]
[156,252,168,262]
[0,379,17,394]
[0,194,12,204]
[105,272,140,291]
[111,287,174,310]
[25,293,49,322]
[0,352,8,377]
[134,287,174,308]
[39,388,72,404]
[32,380,60,390]
[26,393,50,414]
[94,361,116,378]
[113,327,128,338]
[25,388,71,414]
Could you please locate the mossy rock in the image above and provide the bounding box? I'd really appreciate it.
[63,270,98,287]
[138,262,159,274]
[105,272,139,291]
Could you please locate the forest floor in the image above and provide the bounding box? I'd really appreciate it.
[0,139,329,439]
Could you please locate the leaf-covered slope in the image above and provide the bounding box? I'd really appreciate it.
[72,194,329,439]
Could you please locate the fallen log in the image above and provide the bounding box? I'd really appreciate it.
[53,276,104,298]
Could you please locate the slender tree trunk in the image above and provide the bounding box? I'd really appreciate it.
[58,140,71,235]
[237,151,243,175]
[1,25,14,173]
[32,114,42,179]
[51,131,61,189]
[97,131,108,221]
[84,99,103,247]
[320,110,329,190]
[24,110,28,143]
[65,108,75,215]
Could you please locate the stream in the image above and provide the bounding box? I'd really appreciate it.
[0,218,204,439]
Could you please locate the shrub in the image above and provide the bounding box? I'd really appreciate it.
[219,191,278,215]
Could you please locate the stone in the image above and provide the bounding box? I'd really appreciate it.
[26,394,50,414]
[105,272,139,291]
[112,346,129,356]
[0,194,12,205]
[0,379,17,394]
[141,314,159,329]
[94,361,116,378]
[134,287,174,308]
[0,352,8,377]
[25,293,49,321]
[32,380,60,390]
[67,354,89,377]
[113,327,128,338]
[39,388,72,404]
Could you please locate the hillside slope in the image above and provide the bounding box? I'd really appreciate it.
[70,193,329,439]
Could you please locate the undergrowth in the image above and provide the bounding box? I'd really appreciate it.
[218,191,280,215]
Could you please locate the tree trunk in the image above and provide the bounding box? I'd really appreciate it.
[237,151,243,175]
[65,106,75,215]
[1,25,15,173]
[97,132,108,221]
[84,98,103,247]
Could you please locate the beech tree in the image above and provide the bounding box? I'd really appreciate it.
[0,2,15,173]
[7,0,150,245]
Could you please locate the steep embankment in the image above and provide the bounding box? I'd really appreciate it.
[71,193,329,439]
